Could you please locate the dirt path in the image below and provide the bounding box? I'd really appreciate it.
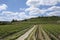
[24,25,51,40]
[26,25,37,40]
[35,25,51,40]
[35,25,44,40]
[38,25,44,40]
[40,26,51,40]
[16,25,36,40]
[16,25,59,40]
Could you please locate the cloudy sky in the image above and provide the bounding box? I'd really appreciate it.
[0,0,60,21]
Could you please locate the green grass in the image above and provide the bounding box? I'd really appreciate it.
[25,24,60,40]
[41,24,60,38]
[0,22,34,40]
[0,16,60,40]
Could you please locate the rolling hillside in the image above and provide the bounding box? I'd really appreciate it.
[0,16,60,40]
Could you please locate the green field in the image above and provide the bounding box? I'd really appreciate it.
[0,22,34,40]
[0,16,60,40]
[25,17,60,40]
[42,24,60,40]
[25,24,60,40]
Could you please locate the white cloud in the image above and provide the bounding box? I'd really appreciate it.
[25,5,60,17]
[1,11,34,20]
[39,0,57,5]
[18,12,37,19]
[47,11,60,16]
[1,10,41,21]
[47,6,60,11]
[0,0,60,21]
[2,11,18,16]
[25,5,60,16]
[26,0,40,7]
[18,12,28,19]
[26,0,59,7]
[44,6,60,16]
[26,0,60,17]
[1,11,19,20]
[0,4,7,11]
[25,6,46,16]
[18,10,38,20]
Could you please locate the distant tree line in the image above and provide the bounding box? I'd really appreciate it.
[0,21,11,25]
[0,19,18,25]
[0,16,60,25]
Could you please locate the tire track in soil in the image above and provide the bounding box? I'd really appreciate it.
[26,25,37,40]
[45,30,60,40]
[26,25,51,40]
[16,25,59,40]
[39,25,51,40]
[35,25,44,40]
[16,25,36,40]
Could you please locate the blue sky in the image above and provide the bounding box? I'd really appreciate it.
[0,0,28,12]
[0,0,60,21]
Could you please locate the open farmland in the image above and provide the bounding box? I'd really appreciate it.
[42,24,60,40]
[25,24,60,40]
[0,16,60,40]
[0,22,34,40]
[0,0,60,40]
